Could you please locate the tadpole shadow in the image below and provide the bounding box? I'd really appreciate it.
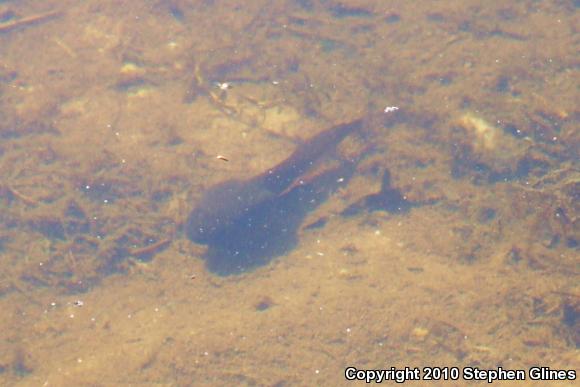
[342,169,414,216]
[203,164,355,275]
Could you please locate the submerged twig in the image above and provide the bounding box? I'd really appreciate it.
[6,185,39,206]
[0,10,61,34]
[129,238,171,257]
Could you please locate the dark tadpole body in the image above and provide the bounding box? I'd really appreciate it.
[186,118,363,244]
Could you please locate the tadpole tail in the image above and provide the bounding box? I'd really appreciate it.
[262,118,364,194]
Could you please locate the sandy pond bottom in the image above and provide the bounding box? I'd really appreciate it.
[0,0,578,385]
[1,206,578,386]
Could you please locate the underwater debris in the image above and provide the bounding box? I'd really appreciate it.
[452,112,531,180]
[0,10,61,34]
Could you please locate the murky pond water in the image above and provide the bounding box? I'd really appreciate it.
[0,0,577,385]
